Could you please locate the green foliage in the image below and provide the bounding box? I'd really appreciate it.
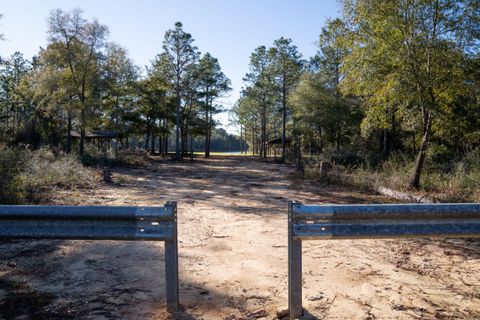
[341,0,479,188]
[290,18,361,154]
[1,3,479,200]
[100,43,139,134]
[148,23,232,158]
[154,22,200,159]
[0,52,35,145]
[233,38,303,158]
[1,13,231,161]
[236,45,277,157]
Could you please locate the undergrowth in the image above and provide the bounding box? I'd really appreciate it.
[305,149,480,202]
[0,146,94,204]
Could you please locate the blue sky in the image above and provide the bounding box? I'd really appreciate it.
[1,0,340,133]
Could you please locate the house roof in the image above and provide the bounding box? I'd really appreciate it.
[69,130,119,139]
[267,137,292,145]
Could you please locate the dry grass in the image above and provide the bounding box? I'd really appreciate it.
[0,146,95,204]
[305,150,480,203]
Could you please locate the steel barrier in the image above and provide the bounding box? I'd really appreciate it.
[288,201,480,319]
[0,201,179,314]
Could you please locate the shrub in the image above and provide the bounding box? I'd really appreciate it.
[0,146,95,204]
[426,144,458,172]
[330,149,364,168]
[0,145,27,204]
[112,150,149,167]
[422,149,480,202]
[80,144,103,166]
[311,148,480,203]
[22,148,94,193]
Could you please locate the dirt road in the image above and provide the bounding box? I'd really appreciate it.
[1,156,479,319]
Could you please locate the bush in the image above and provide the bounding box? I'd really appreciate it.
[426,144,458,172]
[422,149,480,202]
[22,148,94,192]
[0,145,27,204]
[0,146,95,204]
[313,148,480,203]
[111,150,149,167]
[330,149,364,168]
[80,144,104,166]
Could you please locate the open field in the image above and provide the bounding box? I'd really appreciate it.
[1,156,479,319]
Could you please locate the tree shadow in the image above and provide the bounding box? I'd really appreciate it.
[300,310,320,320]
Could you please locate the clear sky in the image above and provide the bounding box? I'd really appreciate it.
[1,0,340,133]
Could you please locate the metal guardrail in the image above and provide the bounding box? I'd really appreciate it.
[288,201,480,319]
[0,201,179,314]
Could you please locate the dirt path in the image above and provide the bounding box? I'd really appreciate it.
[1,156,479,319]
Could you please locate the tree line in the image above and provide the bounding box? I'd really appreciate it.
[0,9,233,160]
[232,0,479,189]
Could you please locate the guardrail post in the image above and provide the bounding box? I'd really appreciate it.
[288,201,303,319]
[165,201,179,314]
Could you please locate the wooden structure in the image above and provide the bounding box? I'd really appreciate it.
[267,137,292,159]
[69,130,121,152]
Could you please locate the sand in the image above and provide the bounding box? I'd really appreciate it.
[1,156,479,319]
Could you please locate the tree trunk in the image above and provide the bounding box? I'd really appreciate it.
[382,129,391,159]
[409,112,433,189]
[158,133,165,157]
[66,113,72,154]
[164,134,169,157]
[79,109,86,157]
[336,132,341,151]
[182,122,190,157]
[145,127,150,151]
[190,134,194,161]
[207,124,212,156]
[240,125,243,155]
[151,132,155,154]
[391,113,396,152]
[281,72,287,163]
[252,128,256,155]
[205,108,209,158]
[318,126,323,154]
[204,94,210,158]
[180,125,184,157]
[261,105,267,158]
[162,119,168,157]
[182,125,188,157]
[175,90,181,160]
[295,138,304,175]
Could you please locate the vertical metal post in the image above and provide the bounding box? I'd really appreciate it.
[165,201,179,314]
[288,201,303,319]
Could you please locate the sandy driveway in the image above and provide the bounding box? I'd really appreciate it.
[1,156,479,319]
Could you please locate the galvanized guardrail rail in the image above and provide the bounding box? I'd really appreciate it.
[0,201,179,314]
[288,201,480,319]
